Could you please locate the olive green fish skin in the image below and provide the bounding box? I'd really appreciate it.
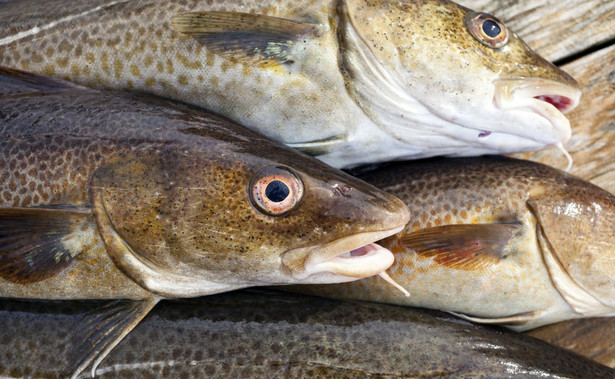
[0,0,580,168]
[299,157,615,330]
[0,68,409,300]
[0,290,613,378]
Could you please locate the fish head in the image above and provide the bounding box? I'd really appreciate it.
[339,0,581,156]
[528,179,615,313]
[91,131,409,297]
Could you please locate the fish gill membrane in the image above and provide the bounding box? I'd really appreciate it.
[0,0,581,168]
[290,156,615,331]
[1,290,614,378]
[0,67,410,378]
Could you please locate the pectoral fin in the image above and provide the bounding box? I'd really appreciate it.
[286,135,347,156]
[0,206,93,284]
[170,11,319,65]
[68,297,159,379]
[449,310,545,326]
[399,223,521,271]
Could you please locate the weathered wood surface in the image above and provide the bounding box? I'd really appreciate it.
[460,0,615,62]
[528,317,615,369]
[459,0,615,369]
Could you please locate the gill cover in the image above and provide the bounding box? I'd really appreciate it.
[528,187,615,311]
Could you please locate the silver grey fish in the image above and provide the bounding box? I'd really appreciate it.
[0,290,613,378]
[0,0,581,168]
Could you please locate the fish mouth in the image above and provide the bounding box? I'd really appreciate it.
[494,78,581,143]
[281,225,405,283]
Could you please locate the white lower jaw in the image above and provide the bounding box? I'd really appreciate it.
[493,96,572,146]
[282,225,405,283]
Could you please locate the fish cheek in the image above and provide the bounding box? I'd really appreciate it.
[90,155,173,271]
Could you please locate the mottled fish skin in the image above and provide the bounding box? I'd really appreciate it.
[0,68,410,377]
[0,0,580,168]
[0,290,613,378]
[296,156,615,331]
[0,67,410,298]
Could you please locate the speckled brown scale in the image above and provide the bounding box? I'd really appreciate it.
[0,0,580,168]
[297,156,615,330]
[0,67,410,299]
[0,68,410,376]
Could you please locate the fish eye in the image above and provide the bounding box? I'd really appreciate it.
[249,165,304,216]
[465,12,509,49]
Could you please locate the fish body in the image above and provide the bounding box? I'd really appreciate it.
[1,290,614,378]
[0,0,580,168]
[297,156,615,330]
[0,67,409,376]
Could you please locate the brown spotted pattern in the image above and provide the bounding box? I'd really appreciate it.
[344,0,578,86]
[0,0,580,168]
[296,157,615,330]
[0,291,613,378]
[0,69,408,300]
[0,0,346,149]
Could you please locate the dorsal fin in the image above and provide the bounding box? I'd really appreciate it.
[170,12,319,66]
[0,206,93,284]
[399,223,521,271]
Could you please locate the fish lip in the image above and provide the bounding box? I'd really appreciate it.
[493,78,581,143]
[281,225,405,282]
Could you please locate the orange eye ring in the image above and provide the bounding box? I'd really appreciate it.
[465,12,509,49]
[249,165,304,216]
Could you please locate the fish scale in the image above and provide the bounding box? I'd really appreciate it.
[0,0,581,167]
[295,156,615,330]
[0,68,410,377]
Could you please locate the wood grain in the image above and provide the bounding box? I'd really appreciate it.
[528,317,615,369]
[459,0,615,62]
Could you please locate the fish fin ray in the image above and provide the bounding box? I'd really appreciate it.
[68,297,159,379]
[399,223,521,271]
[286,135,347,155]
[449,310,545,326]
[0,206,93,284]
[0,66,86,96]
[170,12,318,65]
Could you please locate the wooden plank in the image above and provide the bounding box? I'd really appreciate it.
[458,0,615,62]
[527,317,615,369]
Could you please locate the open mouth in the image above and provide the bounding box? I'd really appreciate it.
[534,94,577,113]
[493,78,581,143]
[281,225,405,282]
[495,78,581,114]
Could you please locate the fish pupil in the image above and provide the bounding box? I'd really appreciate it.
[266,180,290,202]
[482,20,501,38]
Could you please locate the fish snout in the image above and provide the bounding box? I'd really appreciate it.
[280,179,409,284]
[493,78,582,145]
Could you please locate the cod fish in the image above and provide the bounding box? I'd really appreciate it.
[1,290,614,378]
[0,0,581,168]
[297,156,615,330]
[0,67,409,377]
